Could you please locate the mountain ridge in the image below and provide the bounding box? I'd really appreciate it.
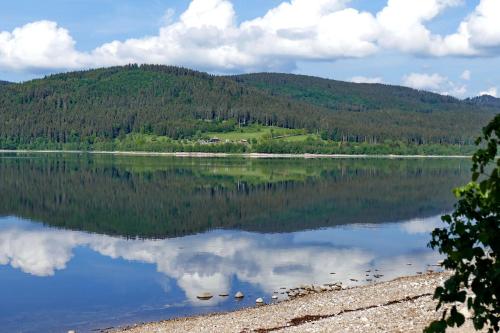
[465,94,500,108]
[0,64,497,150]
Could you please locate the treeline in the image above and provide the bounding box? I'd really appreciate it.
[465,95,500,108]
[0,134,477,155]
[0,65,498,150]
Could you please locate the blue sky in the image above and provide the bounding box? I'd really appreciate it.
[1,0,499,98]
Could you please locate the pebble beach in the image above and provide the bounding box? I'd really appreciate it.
[110,272,478,333]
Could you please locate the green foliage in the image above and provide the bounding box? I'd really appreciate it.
[2,128,478,156]
[427,114,500,333]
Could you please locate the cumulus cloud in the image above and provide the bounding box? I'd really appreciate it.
[402,72,467,97]
[0,0,499,73]
[479,87,498,97]
[446,0,500,52]
[350,76,384,84]
[0,21,82,71]
[375,0,463,55]
[403,73,447,90]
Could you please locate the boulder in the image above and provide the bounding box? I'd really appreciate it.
[197,292,213,300]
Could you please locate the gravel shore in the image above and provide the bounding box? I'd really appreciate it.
[112,272,477,333]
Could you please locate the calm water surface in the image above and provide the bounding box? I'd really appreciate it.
[0,154,470,332]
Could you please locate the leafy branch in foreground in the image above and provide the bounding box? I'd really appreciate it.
[426,115,499,333]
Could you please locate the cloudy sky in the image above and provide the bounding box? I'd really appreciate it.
[1,0,499,97]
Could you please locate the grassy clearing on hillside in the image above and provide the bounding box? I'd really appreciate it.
[276,134,321,142]
[205,125,306,142]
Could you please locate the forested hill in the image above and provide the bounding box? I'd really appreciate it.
[465,95,500,108]
[0,64,497,150]
[231,73,495,113]
[0,65,328,143]
[0,80,11,86]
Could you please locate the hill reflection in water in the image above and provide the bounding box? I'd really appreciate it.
[0,154,470,238]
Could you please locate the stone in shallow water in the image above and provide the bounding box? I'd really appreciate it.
[272,295,278,300]
[256,297,265,305]
[197,292,213,300]
[235,291,244,299]
[219,293,229,297]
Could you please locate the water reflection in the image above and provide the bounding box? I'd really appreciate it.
[0,155,460,332]
[0,215,442,306]
[0,155,469,238]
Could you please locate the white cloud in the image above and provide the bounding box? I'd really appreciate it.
[455,0,500,49]
[435,0,500,56]
[403,73,447,90]
[402,72,467,97]
[240,0,379,62]
[460,69,471,80]
[350,76,384,84]
[0,0,500,73]
[0,21,82,71]
[376,0,463,54]
[479,87,497,97]
[445,84,467,97]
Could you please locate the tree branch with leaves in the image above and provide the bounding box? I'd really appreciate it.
[426,114,499,333]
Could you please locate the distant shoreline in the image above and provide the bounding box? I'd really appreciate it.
[0,149,472,159]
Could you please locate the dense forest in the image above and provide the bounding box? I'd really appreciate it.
[232,73,499,143]
[465,94,500,108]
[0,155,470,238]
[0,64,498,152]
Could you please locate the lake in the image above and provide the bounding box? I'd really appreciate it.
[0,154,470,332]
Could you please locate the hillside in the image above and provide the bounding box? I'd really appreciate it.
[231,73,490,113]
[0,80,11,86]
[231,73,498,143]
[465,94,500,108]
[0,65,330,145]
[0,65,497,151]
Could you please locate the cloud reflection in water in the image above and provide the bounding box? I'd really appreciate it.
[0,216,442,306]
